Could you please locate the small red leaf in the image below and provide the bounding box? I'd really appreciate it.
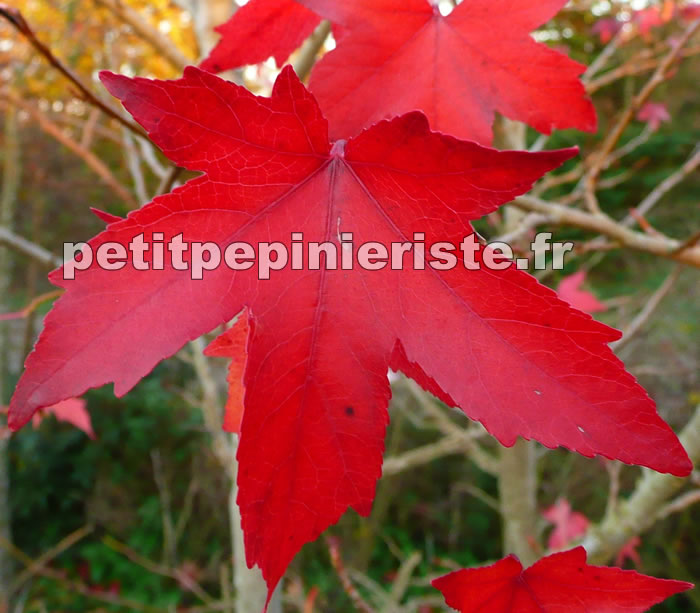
[32,398,95,439]
[556,271,607,314]
[90,208,124,225]
[541,498,590,550]
[204,312,250,433]
[297,0,597,143]
[200,0,321,72]
[637,103,671,131]
[432,547,692,612]
[592,18,623,44]
[615,535,642,568]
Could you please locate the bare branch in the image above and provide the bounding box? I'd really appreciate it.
[1,91,138,207]
[622,145,700,227]
[383,432,481,476]
[405,379,500,474]
[655,489,700,521]
[0,227,61,268]
[293,20,331,81]
[612,265,683,351]
[583,404,700,564]
[513,195,700,268]
[583,18,700,211]
[0,4,144,136]
[583,29,624,82]
[94,0,190,71]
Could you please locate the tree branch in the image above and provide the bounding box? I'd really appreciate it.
[1,91,138,207]
[513,195,700,268]
[94,0,190,71]
[0,4,144,137]
[582,405,700,564]
[293,20,331,81]
[0,227,61,268]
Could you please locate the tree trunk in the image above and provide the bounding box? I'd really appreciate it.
[493,116,539,565]
[176,2,280,609]
[230,436,282,613]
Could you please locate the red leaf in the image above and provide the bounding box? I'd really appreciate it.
[592,18,623,44]
[682,3,700,21]
[541,498,590,550]
[91,207,124,225]
[297,0,597,143]
[204,313,250,433]
[432,547,692,612]
[633,2,674,37]
[32,398,95,439]
[637,103,671,131]
[8,67,690,603]
[615,535,642,568]
[200,0,321,72]
[556,271,607,314]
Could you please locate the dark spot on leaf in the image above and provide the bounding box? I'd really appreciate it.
[345,406,355,416]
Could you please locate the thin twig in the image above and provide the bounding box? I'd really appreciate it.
[1,91,138,207]
[94,0,189,71]
[583,405,700,564]
[0,227,61,268]
[2,525,94,593]
[583,18,700,211]
[611,265,682,351]
[405,379,499,474]
[0,4,144,136]
[0,290,63,321]
[513,195,700,268]
[587,45,700,94]
[103,535,216,604]
[325,535,375,613]
[382,432,482,476]
[293,20,331,81]
[156,165,185,198]
[583,28,625,82]
[621,145,700,227]
[151,449,177,566]
[387,551,422,607]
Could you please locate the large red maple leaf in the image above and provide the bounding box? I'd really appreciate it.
[200,0,321,73]
[296,0,597,143]
[432,547,692,612]
[7,67,689,602]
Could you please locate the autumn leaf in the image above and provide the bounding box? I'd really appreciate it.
[7,67,690,603]
[615,535,642,568]
[32,397,95,439]
[432,547,692,612]
[637,102,671,131]
[204,312,250,433]
[633,1,675,37]
[556,271,607,314]
[592,18,624,44]
[200,0,321,73]
[541,498,590,550]
[294,0,596,143]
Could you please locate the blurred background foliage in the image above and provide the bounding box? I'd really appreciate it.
[0,0,698,611]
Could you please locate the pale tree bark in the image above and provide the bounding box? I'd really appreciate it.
[229,436,282,613]
[0,104,21,613]
[583,405,700,564]
[177,2,281,610]
[493,116,540,565]
[174,0,236,59]
[498,439,538,565]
